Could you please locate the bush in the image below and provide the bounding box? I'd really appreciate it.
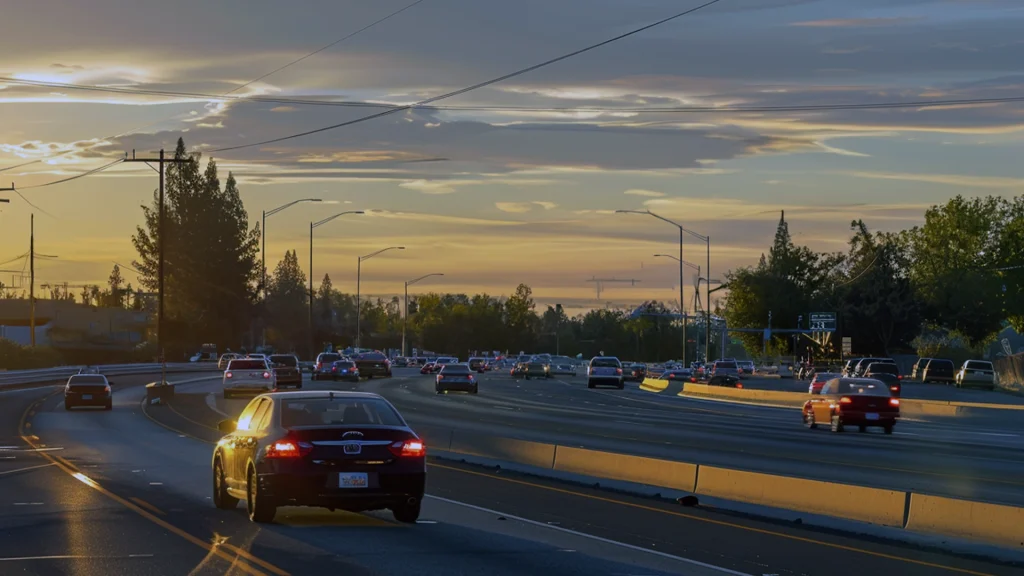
[0,338,66,370]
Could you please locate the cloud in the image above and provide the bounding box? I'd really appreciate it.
[532,201,558,210]
[624,189,666,197]
[836,171,1024,189]
[791,17,923,27]
[495,202,534,213]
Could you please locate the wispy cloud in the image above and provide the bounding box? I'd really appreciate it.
[791,17,923,28]
[495,202,534,213]
[836,171,1024,189]
[624,189,666,197]
[532,201,558,210]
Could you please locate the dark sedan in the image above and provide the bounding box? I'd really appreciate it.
[436,364,479,394]
[922,358,955,385]
[64,374,113,410]
[625,363,647,382]
[659,369,692,382]
[212,391,426,523]
[707,374,742,388]
[353,351,392,379]
[268,354,303,389]
[863,362,902,397]
[329,360,360,382]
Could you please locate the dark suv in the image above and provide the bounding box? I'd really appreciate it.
[921,358,955,384]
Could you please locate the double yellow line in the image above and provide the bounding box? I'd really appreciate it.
[18,393,289,576]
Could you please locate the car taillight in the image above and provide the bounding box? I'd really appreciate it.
[890,385,899,392]
[890,398,900,406]
[104,385,111,393]
[332,366,338,372]
[616,368,622,375]
[225,372,233,379]
[263,372,271,379]
[897,375,903,379]
[736,383,743,389]
[389,440,425,458]
[437,374,444,380]
[690,377,697,383]
[839,396,852,404]
[265,439,312,458]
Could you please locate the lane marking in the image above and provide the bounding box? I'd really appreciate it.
[18,399,287,576]
[427,495,751,576]
[130,496,167,516]
[0,463,55,476]
[428,463,999,576]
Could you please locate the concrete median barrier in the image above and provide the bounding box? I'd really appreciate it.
[553,446,698,493]
[906,493,1024,548]
[695,466,906,527]
[449,432,557,469]
[682,383,810,406]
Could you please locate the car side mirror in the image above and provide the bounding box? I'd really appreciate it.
[107,381,115,386]
[217,420,237,434]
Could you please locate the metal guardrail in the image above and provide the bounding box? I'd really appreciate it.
[0,362,217,389]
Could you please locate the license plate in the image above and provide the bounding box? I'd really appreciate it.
[82,394,92,400]
[866,413,879,420]
[339,473,368,488]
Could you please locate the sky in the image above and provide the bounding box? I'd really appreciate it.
[1,0,1023,315]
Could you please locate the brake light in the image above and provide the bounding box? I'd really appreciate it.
[265,439,312,458]
[263,372,271,379]
[389,439,426,458]
[332,366,338,372]
[616,368,623,375]
[736,383,743,389]
[437,374,444,380]
[225,372,233,379]
[104,385,111,393]
[890,385,899,392]
[897,375,903,380]
[839,396,852,404]
[691,377,697,383]
[890,398,900,406]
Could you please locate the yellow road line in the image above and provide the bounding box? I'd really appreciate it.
[428,462,998,576]
[18,392,289,576]
[129,496,166,516]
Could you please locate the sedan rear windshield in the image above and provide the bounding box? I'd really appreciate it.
[552,356,573,363]
[716,362,738,369]
[928,359,954,369]
[591,358,620,368]
[356,352,387,361]
[965,361,993,370]
[867,363,899,375]
[441,364,471,374]
[317,354,341,363]
[333,361,356,368]
[837,381,892,396]
[68,375,107,386]
[228,360,267,370]
[281,398,404,427]
[269,355,297,367]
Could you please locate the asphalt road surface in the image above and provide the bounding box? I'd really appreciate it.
[2,370,1022,575]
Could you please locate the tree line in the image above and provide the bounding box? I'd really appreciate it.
[723,196,1024,359]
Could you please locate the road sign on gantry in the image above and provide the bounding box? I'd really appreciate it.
[809,312,837,332]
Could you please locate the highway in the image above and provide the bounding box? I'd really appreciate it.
[2,369,1021,575]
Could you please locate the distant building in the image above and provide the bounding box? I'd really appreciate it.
[0,299,150,351]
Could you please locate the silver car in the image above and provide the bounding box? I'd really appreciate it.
[549,356,578,376]
[223,358,276,399]
[955,360,996,390]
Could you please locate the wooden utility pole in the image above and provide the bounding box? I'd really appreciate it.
[123,149,189,378]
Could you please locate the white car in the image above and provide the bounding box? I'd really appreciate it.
[223,358,275,399]
[587,356,624,389]
[736,360,756,378]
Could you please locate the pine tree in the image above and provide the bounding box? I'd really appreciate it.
[107,264,124,307]
[266,250,308,350]
[317,273,334,325]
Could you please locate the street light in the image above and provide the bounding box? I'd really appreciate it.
[356,246,405,348]
[261,198,321,347]
[403,273,444,357]
[309,210,364,354]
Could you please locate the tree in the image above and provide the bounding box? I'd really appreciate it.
[132,138,261,355]
[266,250,307,350]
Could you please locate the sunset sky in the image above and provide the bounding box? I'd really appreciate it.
[1,0,1023,314]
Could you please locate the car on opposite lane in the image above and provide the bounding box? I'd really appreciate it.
[921,358,956,385]
[521,357,551,380]
[956,360,996,390]
[268,354,303,390]
[736,360,756,378]
[420,361,437,375]
[587,356,624,389]
[467,357,487,373]
[211,390,426,523]
[312,352,343,381]
[808,372,840,394]
[624,363,647,382]
[659,368,692,382]
[329,360,360,382]
[548,356,578,376]
[911,357,931,381]
[64,374,113,410]
[710,360,739,380]
[436,363,479,394]
[223,358,276,399]
[707,374,742,388]
[803,377,899,434]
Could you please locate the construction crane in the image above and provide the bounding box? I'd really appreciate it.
[586,277,641,300]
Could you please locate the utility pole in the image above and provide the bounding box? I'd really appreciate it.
[30,214,35,346]
[123,149,189,379]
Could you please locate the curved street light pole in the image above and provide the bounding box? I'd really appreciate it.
[403,273,444,357]
[261,198,321,348]
[308,210,364,355]
[356,246,405,349]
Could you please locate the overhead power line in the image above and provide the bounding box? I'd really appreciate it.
[0,0,426,173]
[9,75,1024,115]
[15,159,125,190]
[211,0,728,152]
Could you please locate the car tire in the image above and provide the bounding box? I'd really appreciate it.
[64,401,72,411]
[246,467,276,523]
[587,380,595,389]
[367,374,373,380]
[830,414,844,433]
[617,381,625,389]
[213,457,239,510]
[472,385,479,394]
[104,401,113,411]
[294,383,302,390]
[223,391,232,399]
[392,500,421,523]
[883,424,894,435]
[858,425,867,433]
[804,412,816,429]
